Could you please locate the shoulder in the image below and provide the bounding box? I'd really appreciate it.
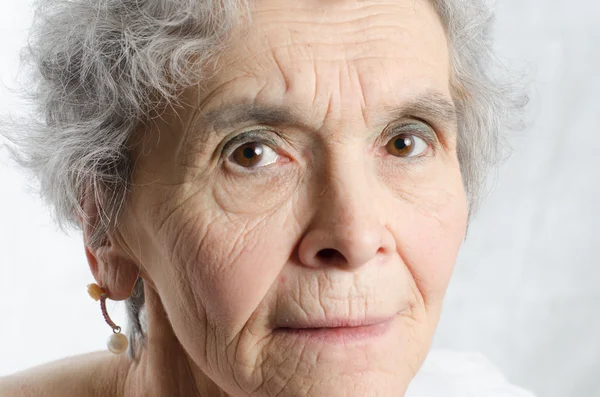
[0,351,127,397]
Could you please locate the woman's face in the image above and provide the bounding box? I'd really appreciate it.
[120,0,467,395]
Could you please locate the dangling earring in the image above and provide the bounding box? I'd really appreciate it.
[87,283,129,354]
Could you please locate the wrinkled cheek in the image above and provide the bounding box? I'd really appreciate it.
[394,190,468,311]
[170,212,292,340]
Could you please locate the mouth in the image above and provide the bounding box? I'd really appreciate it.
[272,316,395,344]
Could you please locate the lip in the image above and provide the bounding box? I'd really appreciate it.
[273,316,395,344]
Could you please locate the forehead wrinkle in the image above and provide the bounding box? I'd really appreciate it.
[185,59,454,144]
[183,0,453,146]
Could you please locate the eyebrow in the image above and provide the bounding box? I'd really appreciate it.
[188,91,457,143]
[382,92,458,129]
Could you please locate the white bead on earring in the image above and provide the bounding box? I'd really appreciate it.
[88,283,129,354]
[107,329,129,354]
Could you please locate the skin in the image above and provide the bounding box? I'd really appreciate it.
[0,0,468,396]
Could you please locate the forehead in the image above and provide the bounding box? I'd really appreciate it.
[195,0,451,128]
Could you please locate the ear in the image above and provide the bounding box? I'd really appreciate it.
[80,188,140,301]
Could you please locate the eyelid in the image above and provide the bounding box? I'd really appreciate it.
[221,128,282,158]
[382,120,438,150]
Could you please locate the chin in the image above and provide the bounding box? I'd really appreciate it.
[255,372,410,397]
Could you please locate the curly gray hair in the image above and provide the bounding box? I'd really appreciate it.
[1,0,526,360]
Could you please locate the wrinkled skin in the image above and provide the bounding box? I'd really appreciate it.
[85,0,468,396]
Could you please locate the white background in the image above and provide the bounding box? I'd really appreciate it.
[1,1,598,396]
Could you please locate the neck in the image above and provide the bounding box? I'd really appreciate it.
[114,285,230,397]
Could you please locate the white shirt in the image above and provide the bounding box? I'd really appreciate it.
[405,350,537,397]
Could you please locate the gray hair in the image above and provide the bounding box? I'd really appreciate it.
[1,0,526,360]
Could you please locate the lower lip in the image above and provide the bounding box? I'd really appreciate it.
[273,319,394,345]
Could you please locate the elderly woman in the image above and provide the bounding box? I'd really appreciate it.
[0,0,529,395]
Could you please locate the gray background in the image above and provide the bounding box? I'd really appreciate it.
[1,1,598,396]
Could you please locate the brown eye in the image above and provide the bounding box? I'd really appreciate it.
[385,134,428,157]
[230,142,278,168]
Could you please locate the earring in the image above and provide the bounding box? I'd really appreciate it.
[87,283,129,354]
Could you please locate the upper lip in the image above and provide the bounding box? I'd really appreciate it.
[274,316,394,329]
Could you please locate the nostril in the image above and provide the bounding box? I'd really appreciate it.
[316,248,345,263]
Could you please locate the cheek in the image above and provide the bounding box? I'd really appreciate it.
[157,194,300,337]
[401,202,466,305]
[389,165,467,307]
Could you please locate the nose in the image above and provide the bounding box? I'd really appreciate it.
[297,163,396,270]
